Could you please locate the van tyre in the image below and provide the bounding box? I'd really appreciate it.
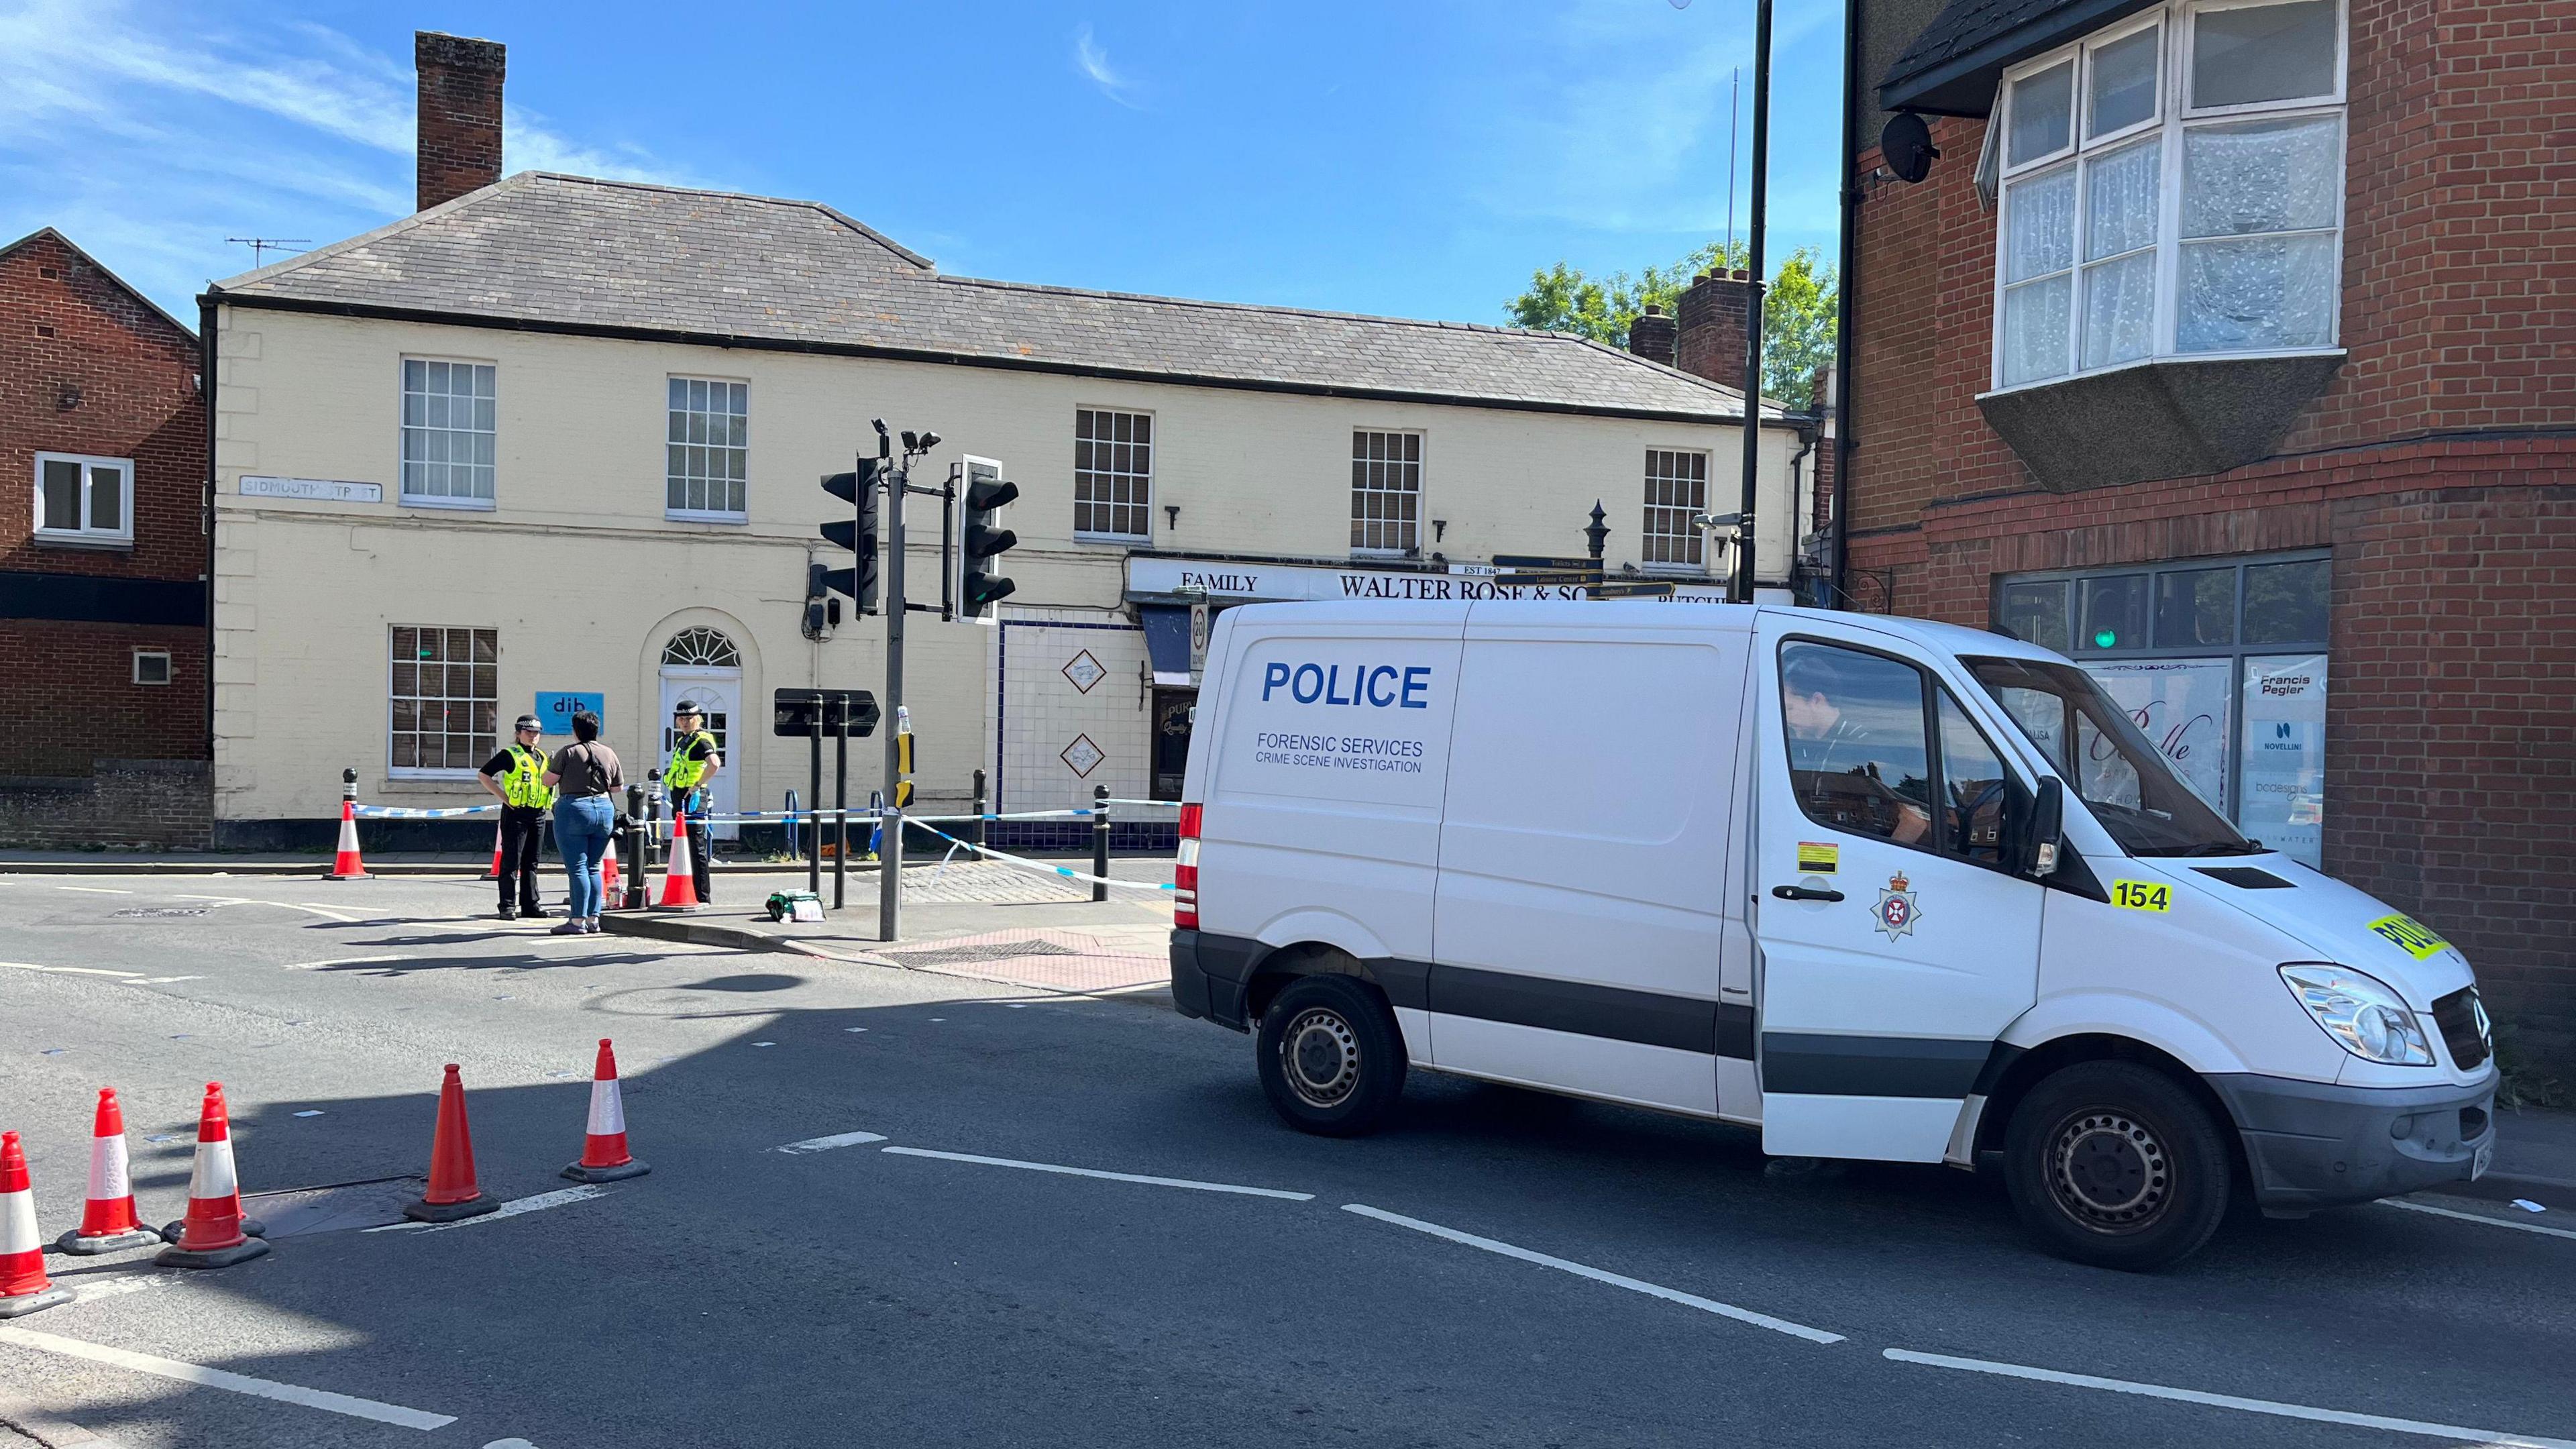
[1256,975,1407,1136]
[2004,1061,2232,1271]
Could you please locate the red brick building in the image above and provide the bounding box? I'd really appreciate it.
[0,229,211,846]
[1836,0,2573,1060]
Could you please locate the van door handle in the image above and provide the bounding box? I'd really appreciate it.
[1772,884,1845,902]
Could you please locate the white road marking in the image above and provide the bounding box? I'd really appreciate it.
[2383,1197,2576,1242]
[1341,1203,1844,1345]
[283,956,407,971]
[882,1146,1315,1201]
[362,1185,608,1234]
[131,976,204,984]
[56,1274,174,1305]
[0,1324,455,1430]
[172,896,360,923]
[54,885,133,894]
[1882,1348,2576,1448]
[0,961,145,978]
[776,1131,888,1155]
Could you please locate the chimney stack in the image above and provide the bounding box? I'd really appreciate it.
[415,32,506,212]
[1625,305,1676,366]
[1674,270,1755,396]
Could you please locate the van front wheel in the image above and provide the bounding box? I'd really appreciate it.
[2003,1061,2232,1271]
[1256,975,1406,1136]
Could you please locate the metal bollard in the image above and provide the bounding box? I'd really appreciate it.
[969,768,987,851]
[1091,784,1110,903]
[623,784,650,910]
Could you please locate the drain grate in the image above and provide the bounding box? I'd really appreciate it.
[888,938,1083,968]
[113,907,209,918]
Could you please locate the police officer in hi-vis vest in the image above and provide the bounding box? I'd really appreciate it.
[477,714,555,920]
[666,700,722,905]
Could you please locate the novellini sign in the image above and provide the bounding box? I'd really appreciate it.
[1126,555,1727,604]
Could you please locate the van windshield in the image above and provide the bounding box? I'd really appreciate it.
[1964,656,2258,858]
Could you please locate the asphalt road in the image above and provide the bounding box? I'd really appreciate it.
[0,871,2568,1449]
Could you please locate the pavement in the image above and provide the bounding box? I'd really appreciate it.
[0,866,2570,1449]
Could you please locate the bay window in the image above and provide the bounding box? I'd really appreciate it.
[1993,0,2345,391]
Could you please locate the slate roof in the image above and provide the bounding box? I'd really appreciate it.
[210,173,1773,423]
[1881,0,2157,115]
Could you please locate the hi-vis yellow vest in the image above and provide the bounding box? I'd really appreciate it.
[501,743,555,808]
[666,730,716,792]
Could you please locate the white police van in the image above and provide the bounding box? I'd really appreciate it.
[1167,600,2497,1269]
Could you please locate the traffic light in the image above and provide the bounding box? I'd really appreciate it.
[820,460,881,615]
[955,455,1019,623]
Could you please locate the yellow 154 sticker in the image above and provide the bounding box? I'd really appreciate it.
[2110,881,2172,912]
[2367,912,2452,960]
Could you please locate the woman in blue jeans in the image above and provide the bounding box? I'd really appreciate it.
[541,711,625,935]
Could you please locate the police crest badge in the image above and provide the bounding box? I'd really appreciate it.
[1874,870,1922,942]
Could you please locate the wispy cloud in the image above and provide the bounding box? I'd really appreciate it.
[1073,23,1143,109]
[0,0,688,313]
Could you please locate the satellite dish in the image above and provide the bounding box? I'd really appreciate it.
[1881,113,1940,184]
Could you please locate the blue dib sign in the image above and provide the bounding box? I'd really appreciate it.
[535,692,606,737]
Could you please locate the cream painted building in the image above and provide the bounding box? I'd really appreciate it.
[203,171,1805,847]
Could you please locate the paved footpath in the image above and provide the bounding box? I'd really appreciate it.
[0,867,2569,1449]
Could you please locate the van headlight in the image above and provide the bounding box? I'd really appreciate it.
[2277,964,2434,1065]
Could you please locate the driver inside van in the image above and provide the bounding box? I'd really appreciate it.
[1781,646,1933,846]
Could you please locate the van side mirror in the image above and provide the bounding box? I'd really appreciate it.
[2021,777,2065,877]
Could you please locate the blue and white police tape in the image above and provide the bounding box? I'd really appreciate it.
[354,804,499,819]
[900,817,1177,893]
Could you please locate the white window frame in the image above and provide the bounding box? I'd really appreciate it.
[665,376,750,524]
[1988,0,2347,394]
[1349,429,1424,557]
[32,451,135,547]
[131,650,172,686]
[398,356,498,511]
[1072,407,1154,543]
[386,624,499,780]
[1640,447,1712,573]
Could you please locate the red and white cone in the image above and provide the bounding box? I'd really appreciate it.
[404,1065,497,1223]
[600,837,623,907]
[156,1083,270,1269]
[562,1038,649,1183]
[1,1131,74,1318]
[482,819,503,881]
[56,1087,160,1254]
[653,807,701,911]
[326,797,368,881]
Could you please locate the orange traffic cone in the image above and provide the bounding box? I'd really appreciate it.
[653,807,701,911]
[156,1083,270,1269]
[1,1131,74,1318]
[482,819,503,881]
[327,796,368,880]
[562,1038,649,1183]
[601,837,623,907]
[404,1065,498,1223]
[56,1087,160,1254]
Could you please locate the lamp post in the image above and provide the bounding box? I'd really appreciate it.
[1731,0,1774,605]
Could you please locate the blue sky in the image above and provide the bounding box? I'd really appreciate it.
[0,0,1848,329]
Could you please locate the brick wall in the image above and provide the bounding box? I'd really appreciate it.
[0,229,210,843]
[1843,0,2576,1055]
[1674,271,1753,395]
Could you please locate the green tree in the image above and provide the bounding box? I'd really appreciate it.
[1507,241,1838,407]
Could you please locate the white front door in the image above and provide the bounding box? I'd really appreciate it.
[1752,617,2044,1161]
[659,670,741,841]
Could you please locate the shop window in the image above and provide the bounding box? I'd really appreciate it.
[390,625,498,774]
[1074,409,1152,541]
[1993,0,2344,390]
[1991,550,2328,865]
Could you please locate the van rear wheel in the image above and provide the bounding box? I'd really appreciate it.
[1256,975,1406,1136]
[2003,1061,2232,1271]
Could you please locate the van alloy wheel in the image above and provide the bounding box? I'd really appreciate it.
[1281,1008,1361,1108]
[2045,1110,2170,1232]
